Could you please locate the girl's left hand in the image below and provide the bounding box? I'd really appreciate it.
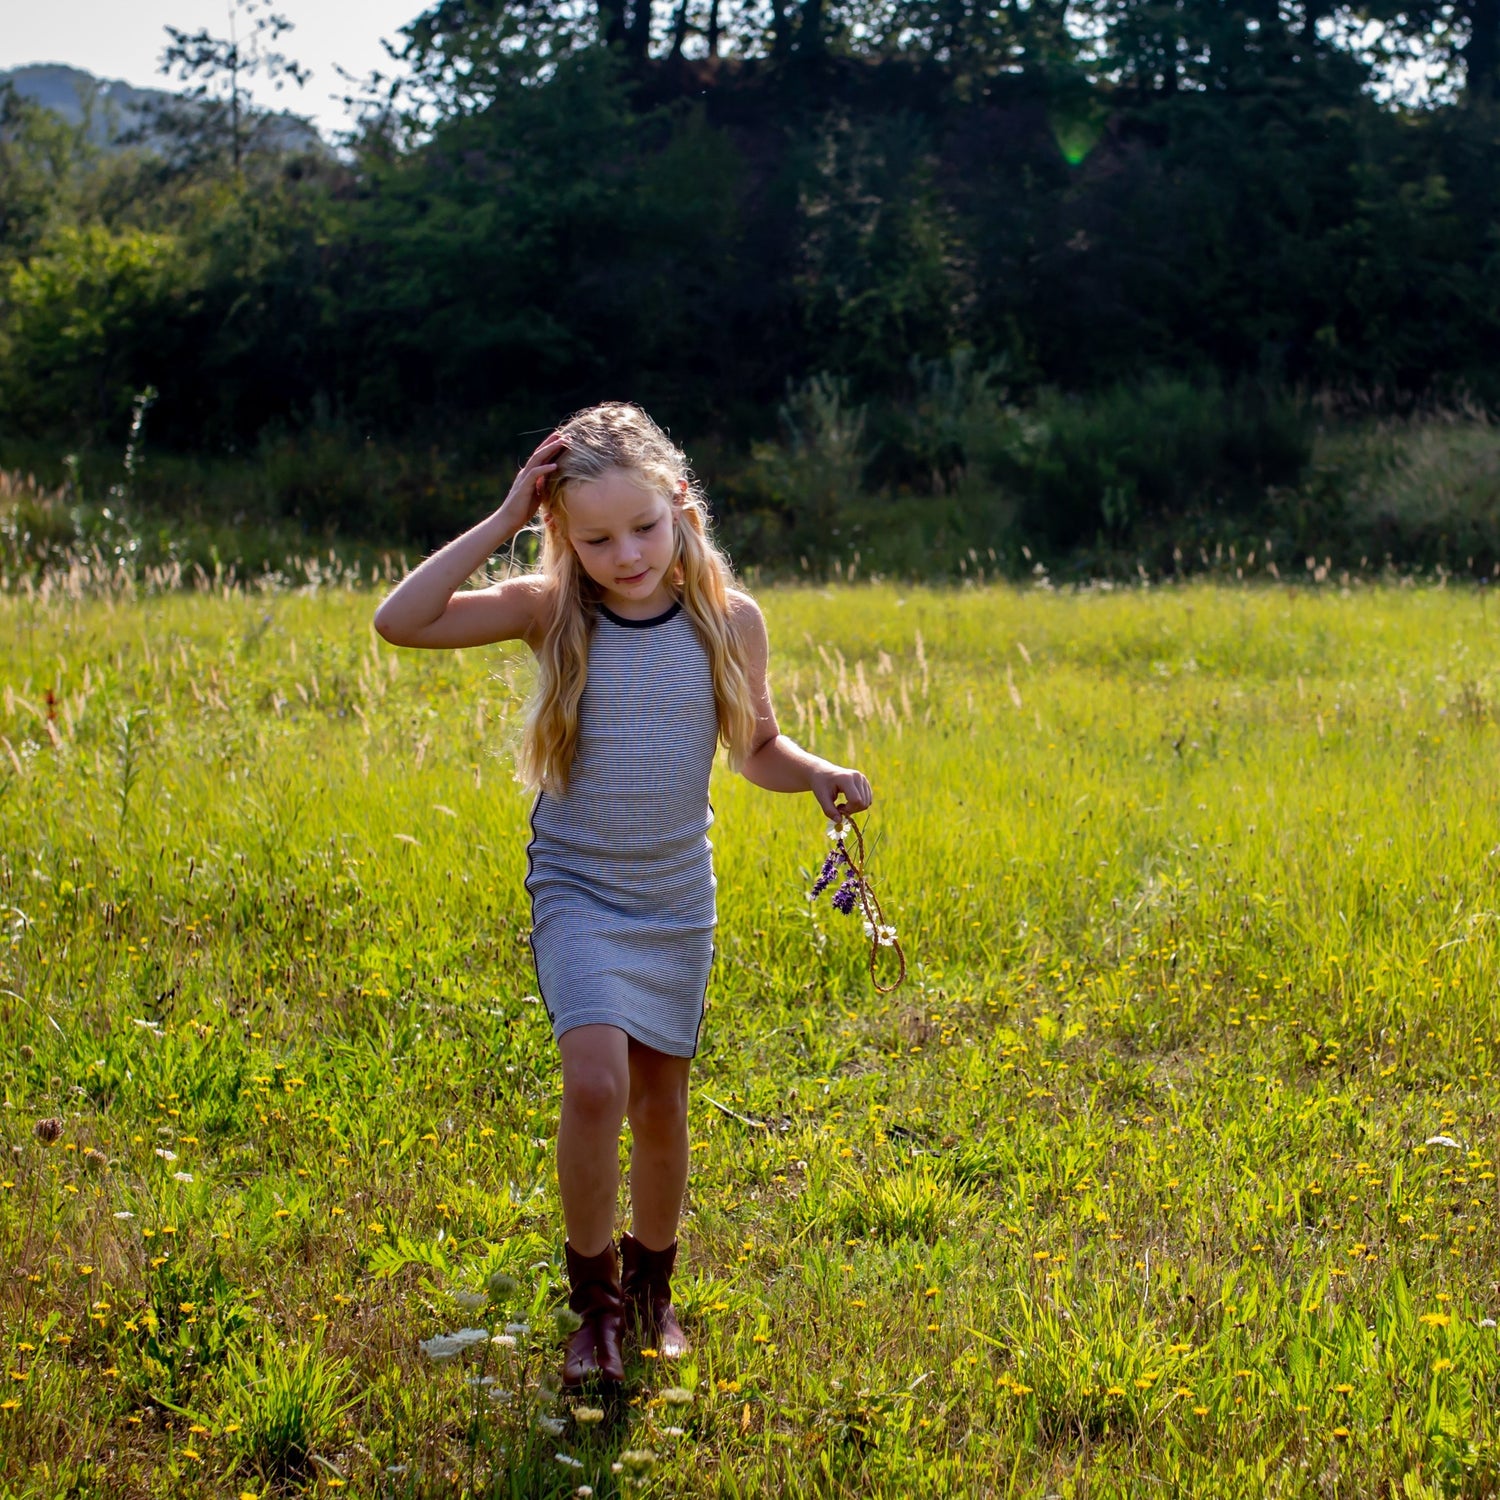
[810,766,873,820]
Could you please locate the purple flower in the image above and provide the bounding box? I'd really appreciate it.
[831,876,860,915]
[811,850,844,897]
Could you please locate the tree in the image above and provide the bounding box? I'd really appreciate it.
[157,0,311,172]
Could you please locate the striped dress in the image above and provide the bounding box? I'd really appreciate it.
[525,599,719,1057]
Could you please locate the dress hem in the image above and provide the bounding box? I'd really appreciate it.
[551,1010,703,1060]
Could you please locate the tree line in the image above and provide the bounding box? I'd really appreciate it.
[0,0,1496,551]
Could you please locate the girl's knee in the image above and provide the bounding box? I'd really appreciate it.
[564,1065,629,1124]
[630,1082,689,1138]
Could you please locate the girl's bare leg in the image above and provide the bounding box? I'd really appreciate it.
[625,1039,692,1249]
[556,1024,631,1256]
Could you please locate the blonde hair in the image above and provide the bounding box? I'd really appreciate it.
[517,402,758,793]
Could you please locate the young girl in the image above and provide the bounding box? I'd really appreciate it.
[373,403,871,1389]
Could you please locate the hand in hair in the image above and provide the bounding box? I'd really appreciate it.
[372,432,565,649]
[496,433,567,536]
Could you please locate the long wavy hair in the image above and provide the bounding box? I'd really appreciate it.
[517,402,759,793]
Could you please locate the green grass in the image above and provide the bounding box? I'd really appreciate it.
[5,576,1500,1497]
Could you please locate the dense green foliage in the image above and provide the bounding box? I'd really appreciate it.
[7,579,1500,1495]
[1,0,1497,559]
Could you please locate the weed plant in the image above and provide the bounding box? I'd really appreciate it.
[4,575,1500,1495]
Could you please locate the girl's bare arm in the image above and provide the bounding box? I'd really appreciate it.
[373,436,563,649]
[730,592,873,818]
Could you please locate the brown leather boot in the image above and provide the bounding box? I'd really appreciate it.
[561,1241,625,1389]
[619,1232,690,1358]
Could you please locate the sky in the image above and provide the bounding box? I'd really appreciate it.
[0,0,423,136]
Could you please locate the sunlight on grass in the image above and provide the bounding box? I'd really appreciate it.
[4,576,1500,1494]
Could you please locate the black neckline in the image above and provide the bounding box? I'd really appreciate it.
[599,599,682,629]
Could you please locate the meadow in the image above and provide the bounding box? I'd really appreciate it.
[4,569,1500,1498]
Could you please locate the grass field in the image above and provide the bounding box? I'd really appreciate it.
[5,574,1500,1498]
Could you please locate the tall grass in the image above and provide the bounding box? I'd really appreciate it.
[4,575,1500,1494]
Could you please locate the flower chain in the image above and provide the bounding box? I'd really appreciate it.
[809,812,907,993]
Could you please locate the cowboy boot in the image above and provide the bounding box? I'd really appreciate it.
[562,1241,626,1388]
[619,1231,690,1358]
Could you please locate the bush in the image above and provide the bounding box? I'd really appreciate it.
[1006,375,1315,550]
[1,225,191,440]
[1282,407,1500,570]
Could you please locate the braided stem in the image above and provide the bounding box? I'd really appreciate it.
[830,812,907,994]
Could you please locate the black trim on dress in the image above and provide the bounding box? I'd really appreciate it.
[599,600,683,630]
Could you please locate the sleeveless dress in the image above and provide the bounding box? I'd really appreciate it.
[525,599,719,1058]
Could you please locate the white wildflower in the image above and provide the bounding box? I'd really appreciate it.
[660,1387,694,1406]
[173,1171,193,1183]
[574,1406,605,1425]
[538,1415,567,1437]
[492,1333,518,1350]
[554,1453,583,1471]
[154,1148,177,1161]
[418,1327,490,1361]
[1425,1136,1463,1150]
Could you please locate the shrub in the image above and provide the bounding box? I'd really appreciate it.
[1007,375,1314,550]
[1,225,190,440]
[1294,407,1500,569]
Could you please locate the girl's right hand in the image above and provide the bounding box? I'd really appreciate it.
[497,434,567,534]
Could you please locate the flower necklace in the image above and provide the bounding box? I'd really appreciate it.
[809,812,907,993]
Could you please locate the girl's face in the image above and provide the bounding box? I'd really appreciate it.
[560,469,678,617]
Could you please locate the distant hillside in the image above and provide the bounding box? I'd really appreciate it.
[0,62,325,154]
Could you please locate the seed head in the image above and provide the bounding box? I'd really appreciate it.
[18,1045,34,1064]
[34,1117,63,1146]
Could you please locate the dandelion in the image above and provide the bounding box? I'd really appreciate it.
[1331,1426,1351,1440]
[1419,1313,1452,1328]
